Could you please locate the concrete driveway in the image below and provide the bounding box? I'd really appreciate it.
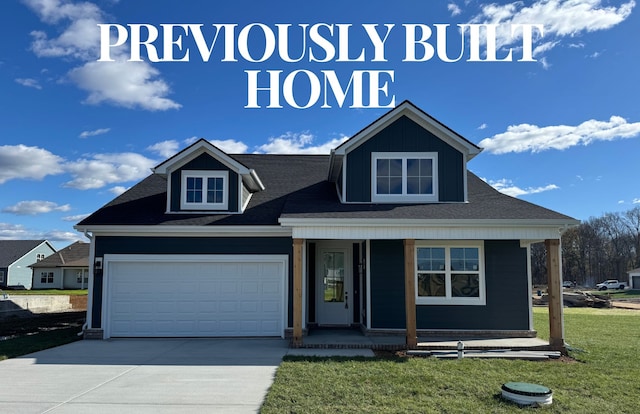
[0,338,290,413]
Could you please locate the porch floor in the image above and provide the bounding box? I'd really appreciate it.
[299,329,550,351]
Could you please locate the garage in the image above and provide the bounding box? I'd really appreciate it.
[633,276,640,289]
[104,255,287,338]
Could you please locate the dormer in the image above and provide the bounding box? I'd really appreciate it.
[153,139,265,214]
[328,101,482,204]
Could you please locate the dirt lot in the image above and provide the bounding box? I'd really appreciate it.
[0,311,86,339]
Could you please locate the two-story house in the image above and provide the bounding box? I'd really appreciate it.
[75,101,577,349]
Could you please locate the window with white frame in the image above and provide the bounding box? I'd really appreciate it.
[36,253,45,261]
[180,170,228,210]
[40,272,54,284]
[415,241,485,305]
[372,152,438,202]
[76,270,89,284]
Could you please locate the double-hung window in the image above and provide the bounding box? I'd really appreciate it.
[40,272,54,284]
[372,152,438,202]
[415,241,485,305]
[181,170,228,210]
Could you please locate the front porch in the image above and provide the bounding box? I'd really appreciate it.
[292,238,566,352]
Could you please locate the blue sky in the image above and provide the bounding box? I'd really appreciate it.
[1,0,639,249]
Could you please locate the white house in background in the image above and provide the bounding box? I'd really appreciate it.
[30,241,90,290]
[628,268,640,290]
[0,240,57,289]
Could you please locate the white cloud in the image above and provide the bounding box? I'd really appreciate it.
[0,222,84,243]
[69,60,181,111]
[61,213,90,222]
[633,198,640,204]
[64,153,156,189]
[184,136,199,146]
[478,123,487,130]
[2,200,71,215]
[24,0,180,111]
[469,0,635,57]
[147,140,180,158]
[0,144,65,184]
[210,139,249,153]
[15,78,42,89]
[448,3,462,16]
[79,128,110,138]
[255,132,349,154]
[588,51,601,58]
[109,186,129,195]
[485,178,559,197]
[25,0,103,60]
[618,200,625,204]
[479,116,640,154]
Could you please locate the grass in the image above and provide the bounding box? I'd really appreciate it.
[262,307,640,413]
[0,312,85,361]
[0,327,82,361]
[587,289,640,299]
[5,289,88,295]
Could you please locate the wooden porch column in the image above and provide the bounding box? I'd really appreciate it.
[545,239,565,351]
[292,238,304,347]
[404,239,417,349]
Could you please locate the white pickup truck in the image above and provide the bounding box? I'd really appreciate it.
[596,280,626,290]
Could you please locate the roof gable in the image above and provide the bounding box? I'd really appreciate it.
[30,241,89,268]
[153,138,264,192]
[0,240,55,267]
[329,100,482,181]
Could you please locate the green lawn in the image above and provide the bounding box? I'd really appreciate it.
[262,307,640,413]
[5,289,88,296]
[588,289,640,299]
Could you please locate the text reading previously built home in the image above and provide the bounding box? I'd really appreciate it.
[98,23,544,108]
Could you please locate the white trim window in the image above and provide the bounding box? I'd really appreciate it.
[40,272,54,284]
[181,170,229,210]
[415,241,485,305]
[36,253,45,261]
[371,152,438,202]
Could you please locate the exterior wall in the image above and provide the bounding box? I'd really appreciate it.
[32,268,63,290]
[369,239,530,331]
[63,268,89,289]
[92,236,293,329]
[630,272,640,289]
[8,243,56,289]
[345,116,465,203]
[169,153,240,213]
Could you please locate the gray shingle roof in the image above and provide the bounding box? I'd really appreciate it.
[0,240,48,267]
[77,154,575,227]
[30,241,89,268]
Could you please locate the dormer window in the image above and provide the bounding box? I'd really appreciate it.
[371,152,438,202]
[181,170,228,210]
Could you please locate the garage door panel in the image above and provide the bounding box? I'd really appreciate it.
[107,256,285,338]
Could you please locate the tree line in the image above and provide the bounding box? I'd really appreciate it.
[531,206,640,287]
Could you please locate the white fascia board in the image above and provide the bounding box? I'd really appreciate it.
[73,225,292,238]
[279,218,579,240]
[334,102,482,160]
[154,140,250,175]
[279,218,580,227]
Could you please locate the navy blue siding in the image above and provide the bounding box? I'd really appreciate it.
[370,240,406,328]
[170,153,239,212]
[370,240,530,331]
[345,116,464,202]
[92,236,293,329]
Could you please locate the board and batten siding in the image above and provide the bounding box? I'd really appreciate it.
[369,239,530,331]
[92,236,293,329]
[169,153,240,212]
[345,116,465,203]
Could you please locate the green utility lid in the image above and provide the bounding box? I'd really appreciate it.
[502,382,552,396]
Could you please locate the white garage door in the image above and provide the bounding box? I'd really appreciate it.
[105,255,287,338]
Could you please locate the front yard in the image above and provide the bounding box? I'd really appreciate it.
[262,307,639,413]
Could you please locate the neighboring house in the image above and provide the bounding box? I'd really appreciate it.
[628,268,640,289]
[75,101,578,349]
[30,241,90,290]
[0,240,56,289]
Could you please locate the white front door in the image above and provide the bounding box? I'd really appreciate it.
[316,245,352,326]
